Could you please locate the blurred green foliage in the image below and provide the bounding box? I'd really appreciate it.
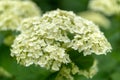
[0,0,120,80]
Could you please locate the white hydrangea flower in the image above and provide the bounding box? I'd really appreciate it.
[79,11,110,28]
[0,0,41,31]
[89,0,120,16]
[11,26,70,70]
[11,9,112,72]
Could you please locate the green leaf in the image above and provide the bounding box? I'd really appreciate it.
[46,71,59,80]
[0,67,12,78]
[111,72,120,80]
[68,49,94,70]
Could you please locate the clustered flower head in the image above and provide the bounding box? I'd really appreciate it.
[0,0,41,31]
[11,9,112,77]
[89,0,120,16]
[79,11,110,28]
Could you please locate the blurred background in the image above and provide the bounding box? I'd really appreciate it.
[0,0,120,80]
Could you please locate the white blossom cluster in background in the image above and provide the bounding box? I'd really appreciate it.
[89,0,120,16]
[0,0,41,31]
[79,11,110,28]
[11,9,112,78]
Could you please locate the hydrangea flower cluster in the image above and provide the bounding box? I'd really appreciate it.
[0,0,41,31]
[89,0,120,16]
[11,9,112,77]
